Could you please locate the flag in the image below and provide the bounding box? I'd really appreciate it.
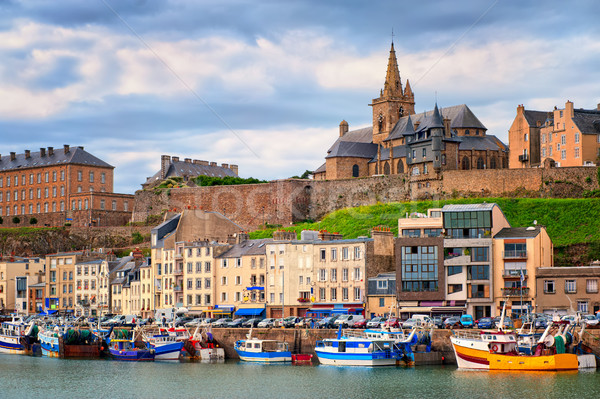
[520,269,525,285]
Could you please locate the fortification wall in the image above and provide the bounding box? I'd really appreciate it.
[132,167,599,231]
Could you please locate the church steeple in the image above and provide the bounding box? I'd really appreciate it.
[370,42,416,146]
[383,42,403,98]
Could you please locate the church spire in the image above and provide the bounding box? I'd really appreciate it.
[383,42,402,97]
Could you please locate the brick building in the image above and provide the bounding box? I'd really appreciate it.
[509,101,600,168]
[0,145,133,227]
[314,42,508,181]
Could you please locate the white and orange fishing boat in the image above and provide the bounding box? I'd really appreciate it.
[450,306,596,371]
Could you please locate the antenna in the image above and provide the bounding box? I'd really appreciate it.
[391,28,394,44]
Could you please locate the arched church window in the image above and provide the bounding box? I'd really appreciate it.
[397,160,404,173]
[352,164,359,177]
[399,106,404,118]
[383,162,390,175]
[461,156,470,170]
[378,114,384,132]
[476,157,485,169]
[490,157,497,169]
[441,154,446,165]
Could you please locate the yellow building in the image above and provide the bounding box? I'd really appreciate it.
[366,273,397,318]
[0,258,44,313]
[45,252,81,312]
[492,226,553,316]
[74,259,103,317]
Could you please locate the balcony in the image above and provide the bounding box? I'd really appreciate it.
[518,154,529,162]
[501,287,530,297]
[173,268,183,276]
[444,255,471,265]
[503,250,527,259]
[503,269,527,278]
[173,285,183,292]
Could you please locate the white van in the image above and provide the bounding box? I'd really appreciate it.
[334,314,365,328]
[402,314,432,329]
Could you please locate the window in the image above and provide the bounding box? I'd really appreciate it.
[402,229,421,238]
[561,135,566,145]
[467,265,489,280]
[354,267,361,281]
[342,287,348,301]
[235,276,241,285]
[330,248,337,261]
[524,133,528,142]
[77,171,82,181]
[565,280,576,293]
[100,200,105,210]
[342,268,348,282]
[448,284,462,294]
[575,133,580,143]
[330,288,337,301]
[561,150,566,160]
[205,278,211,288]
[574,147,580,158]
[205,261,211,272]
[578,301,588,314]
[586,279,598,294]
[422,148,426,157]
[471,247,489,262]
[342,247,349,260]
[377,280,388,289]
[52,171,56,182]
[447,266,462,276]
[330,268,337,282]
[89,172,94,182]
[379,298,385,307]
[124,201,129,211]
[319,269,326,282]
[542,147,546,157]
[319,249,326,261]
[101,173,106,184]
[354,247,361,259]
[352,164,359,178]
[221,276,227,286]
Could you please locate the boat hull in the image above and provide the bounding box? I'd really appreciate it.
[0,336,26,355]
[451,336,580,371]
[235,349,291,362]
[152,341,184,361]
[39,333,60,358]
[315,349,400,366]
[109,348,155,361]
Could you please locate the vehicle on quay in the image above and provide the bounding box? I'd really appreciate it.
[353,319,368,329]
[366,317,386,329]
[492,316,514,329]
[242,318,262,328]
[460,315,474,328]
[382,317,401,329]
[432,317,444,329]
[334,314,365,328]
[282,316,301,328]
[199,318,217,327]
[257,318,275,328]
[582,314,599,327]
[443,316,461,329]
[234,330,291,363]
[476,317,494,329]
[226,318,248,328]
[212,318,233,327]
[317,316,339,329]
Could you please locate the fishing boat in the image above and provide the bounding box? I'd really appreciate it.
[234,328,291,362]
[0,316,33,355]
[450,306,596,371]
[143,332,184,361]
[38,327,61,357]
[38,326,102,358]
[108,328,154,361]
[315,328,411,366]
[186,326,224,361]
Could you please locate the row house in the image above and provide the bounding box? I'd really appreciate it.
[28,282,46,314]
[74,259,103,317]
[366,272,397,318]
[536,266,600,316]
[0,257,44,313]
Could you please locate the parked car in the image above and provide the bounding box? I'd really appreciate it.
[382,317,401,328]
[334,314,365,328]
[242,318,262,328]
[226,318,247,328]
[174,316,195,327]
[282,316,301,328]
[212,318,233,327]
[560,315,576,324]
[366,317,386,329]
[443,316,461,329]
[492,317,514,329]
[317,316,339,329]
[295,317,315,328]
[185,318,204,327]
[460,314,474,328]
[432,317,444,329]
[582,314,599,327]
[402,315,432,329]
[353,318,368,329]
[534,316,549,329]
[257,318,275,328]
[199,318,217,327]
[476,317,493,329]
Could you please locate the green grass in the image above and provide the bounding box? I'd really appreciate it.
[249,198,600,248]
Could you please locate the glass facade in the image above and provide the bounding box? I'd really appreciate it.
[401,246,438,292]
[444,211,491,238]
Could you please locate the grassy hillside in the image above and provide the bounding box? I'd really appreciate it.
[249,198,600,250]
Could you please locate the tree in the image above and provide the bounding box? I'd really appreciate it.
[12,216,20,224]
[29,217,38,225]
[291,170,313,179]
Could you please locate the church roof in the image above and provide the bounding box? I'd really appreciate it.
[314,162,326,174]
[368,145,407,163]
[416,104,444,133]
[457,135,508,151]
[327,126,373,152]
[326,141,378,159]
[385,104,486,141]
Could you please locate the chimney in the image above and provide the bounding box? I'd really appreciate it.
[221,163,229,169]
[48,147,54,156]
[230,164,239,176]
[10,152,16,161]
[160,155,171,179]
[443,118,451,137]
[184,158,192,163]
[236,232,249,244]
[565,100,574,118]
[198,160,209,166]
[339,120,349,137]
[25,150,30,159]
[210,162,217,166]
[63,144,70,154]
[517,104,525,115]
[40,148,46,157]
[172,156,180,162]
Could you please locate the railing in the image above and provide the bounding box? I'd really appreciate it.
[503,269,527,278]
[173,285,183,292]
[519,154,528,162]
[503,250,527,259]
[173,268,183,275]
[501,287,530,296]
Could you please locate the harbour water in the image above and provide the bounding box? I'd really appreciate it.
[1,354,599,399]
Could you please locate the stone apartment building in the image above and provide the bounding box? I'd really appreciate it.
[99,256,132,316]
[366,272,397,318]
[314,42,508,181]
[492,226,553,316]
[509,101,600,168]
[0,257,44,313]
[0,145,134,227]
[535,266,600,316]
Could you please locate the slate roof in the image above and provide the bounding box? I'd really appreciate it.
[368,145,407,163]
[145,160,236,185]
[216,238,273,258]
[522,110,549,127]
[386,104,486,141]
[572,109,600,135]
[0,146,112,172]
[314,163,326,174]
[458,136,508,152]
[494,226,542,239]
[326,141,378,159]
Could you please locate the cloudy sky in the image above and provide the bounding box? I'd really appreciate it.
[1,0,598,194]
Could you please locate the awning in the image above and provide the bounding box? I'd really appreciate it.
[246,286,264,291]
[234,308,265,316]
[399,306,433,313]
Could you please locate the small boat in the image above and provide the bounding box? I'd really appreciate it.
[450,304,596,371]
[0,316,33,355]
[186,326,225,361]
[38,326,102,358]
[144,333,184,361]
[234,328,291,362]
[108,328,154,361]
[38,327,61,358]
[315,327,410,367]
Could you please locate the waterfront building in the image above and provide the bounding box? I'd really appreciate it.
[74,259,104,317]
[216,236,270,318]
[0,257,44,313]
[492,226,553,316]
[366,272,397,318]
[535,266,600,316]
[442,203,510,319]
[509,101,600,168]
[100,256,132,316]
[28,281,45,314]
[0,145,133,227]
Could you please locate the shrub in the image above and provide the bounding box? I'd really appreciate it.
[29,217,38,225]
[12,217,20,224]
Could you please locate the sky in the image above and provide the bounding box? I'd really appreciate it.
[1,0,599,194]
